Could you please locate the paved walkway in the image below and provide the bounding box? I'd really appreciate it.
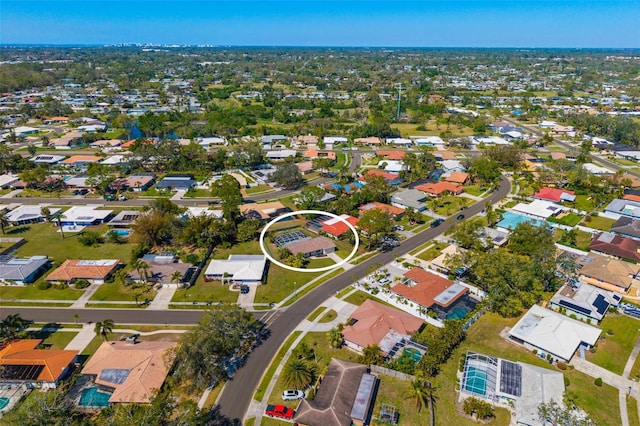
[70,283,102,308]
[147,285,177,310]
[171,190,186,201]
[1,189,22,199]
[64,323,97,351]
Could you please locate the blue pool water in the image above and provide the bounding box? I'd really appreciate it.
[107,229,130,237]
[79,387,111,407]
[0,397,9,409]
[446,307,470,320]
[496,211,547,230]
[403,347,423,363]
[464,366,488,396]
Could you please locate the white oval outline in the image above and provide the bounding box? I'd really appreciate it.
[259,209,360,273]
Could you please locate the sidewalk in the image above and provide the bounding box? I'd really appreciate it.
[64,323,97,352]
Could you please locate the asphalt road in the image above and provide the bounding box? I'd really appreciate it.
[216,176,511,421]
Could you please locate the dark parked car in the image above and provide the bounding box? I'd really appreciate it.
[456,214,465,220]
[240,285,250,294]
[431,219,444,228]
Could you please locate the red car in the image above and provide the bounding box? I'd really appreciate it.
[265,404,295,420]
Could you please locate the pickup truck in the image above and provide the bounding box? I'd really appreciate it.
[265,404,295,420]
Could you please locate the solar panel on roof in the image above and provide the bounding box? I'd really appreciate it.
[558,300,592,316]
[99,368,130,385]
[592,294,610,315]
[499,360,522,397]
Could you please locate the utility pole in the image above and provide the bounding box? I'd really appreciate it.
[396,84,402,119]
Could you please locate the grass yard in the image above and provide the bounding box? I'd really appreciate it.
[343,290,396,309]
[629,397,640,426]
[464,184,489,197]
[0,284,84,301]
[574,194,596,212]
[172,274,239,303]
[307,306,326,322]
[256,259,336,304]
[547,212,584,227]
[582,215,616,232]
[416,241,449,262]
[318,310,337,323]
[434,196,473,216]
[254,331,303,401]
[25,329,78,349]
[89,281,157,302]
[443,312,621,426]
[81,335,105,357]
[245,184,274,195]
[183,188,213,198]
[586,314,640,375]
[557,228,593,251]
[211,240,262,259]
[10,223,135,264]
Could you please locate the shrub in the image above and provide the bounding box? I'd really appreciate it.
[78,231,104,247]
[36,280,51,290]
[557,361,567,370]
[74,279,91,289]
[594,377,603,387]
[564,376,570,387]
[607,329,614,336]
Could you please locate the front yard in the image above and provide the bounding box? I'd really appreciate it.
[89,281,157,302]
[586,314,640,375]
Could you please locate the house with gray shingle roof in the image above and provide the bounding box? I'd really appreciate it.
[0,255,50,285]
[390,189,428,211]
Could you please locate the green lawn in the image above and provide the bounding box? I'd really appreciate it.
[10,223,135,264]
[547,212,584,227]
[434,196,473,216]
[25,330,78,349]
[586,314,640,375]
[0,284,84,301]
[256,259,336,304]
[171,276,239,303]
[574,194,596,212]
[183,188,213,198]
[318,310,337,323]
[89,281,157,302]
[245,185,275,195]
[307,306,327,322]
[343,290,396,309]
[464,184,489,197]
[582,215,616,232]
[255,331,303,402]
[557,228,593,251]
[629,397,640,426]
[81,335,105,357]
[416,241,449,262]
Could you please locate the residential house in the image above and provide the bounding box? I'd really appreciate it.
[60,155,102,169]
[610,216,640,240]
[204,255,267,285]
[112,173,156,192]
[197,136,227,149]
[512,199,565,220]
[294,359,377,426]
[294,135,319,147]
[444,172,469,185]
[440,160,466,173]
[30,154,65,165]
[259,135,287,149]
[80,340,177,403]
[508,305,601,362]
[415,181,464,196]
[413,136,445,147]
[285,236,336,258]
[319,215,359,239]
[549,282,621,324]
[99,155,130,166]
[0,256,50,285]
[360,169,404,186]
[589,232,640,263]
[433,150,457,161]
[60,205,112,227]
[386,138,412,147]
[182,207,224,220]
[582,163,614,176]
[266,149,297,161]
[107,210,140,228]
[577,253,640,294]
[471,136,510,147]
[376,150,406,161]
[156,174,197,191]
[353,137,382,146]
[239,201,290,222]
[377,160,405,173]
[342,299,424,355]
[89,139,122,151]
[46,259,120,284]
[391,268,468,314]
[128,254,194,287]
[358,202,405,219]
[323,136,347,149]
[534,187,576,203]
[460,351,565,426]
[303,150,337,161]
[605,199,640,219]
[6,204,60,225]
[390,189,427,211]
[297,161,314,175]
[0,339,77,389]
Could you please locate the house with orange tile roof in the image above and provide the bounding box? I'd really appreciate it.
[81,340,177,403]
[0,339,77,389]
[391,268,468,313]
[358,202,405,219]
[42,116,69,125]
[303,149,337,160]
[319,214,359,238]
[46,259,120,284]
[353,137,382,146]
[444,172,469,185]
[376,150,406,161]
[60,155,102,169]
[415,181,464,196]
[297,161,314,175]
[342,299,424,355]
[360,169,404,186]
[434,150,457,161]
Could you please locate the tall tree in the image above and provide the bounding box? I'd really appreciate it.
[211,174,243,223]
[94,319,115,341]
[271,161,305,189]
[0,211,9,235]
[281,359,316,390]
[358,208,393,249]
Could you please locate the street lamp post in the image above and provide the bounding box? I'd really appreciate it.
[293,281,297,299]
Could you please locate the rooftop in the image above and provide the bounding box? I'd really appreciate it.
[550,282,621,322]
[205,255,267,282]
[285,236,336,256]
[589,232,640,263]
[391,268,467,309]
[47,259,119,282]
[0,339,77,384]
[577,253,640,291]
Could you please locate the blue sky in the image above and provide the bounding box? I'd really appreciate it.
[1,1,638,47]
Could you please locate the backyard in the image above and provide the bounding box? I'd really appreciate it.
[586,314,640,375]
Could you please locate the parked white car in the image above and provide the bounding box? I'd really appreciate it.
[282,389,304,401]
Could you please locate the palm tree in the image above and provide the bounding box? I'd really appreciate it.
[171,270,183,286]
[0,314,27,340]
[327,327,344,349]
[138,261,150,284]
[51,211,65,239]
[94,319,115,341]
[0,211,9,235]
[360,344,384,366]
[281,359,315,390]
[40,206,51,222]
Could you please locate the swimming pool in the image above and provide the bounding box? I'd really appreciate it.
[79,387,111,407]
[0,397,9,410]
[107,229,131,237]
[446,307,470,320]
[496,211,547,230]
[403,347,423,363]
[463,366,488,396]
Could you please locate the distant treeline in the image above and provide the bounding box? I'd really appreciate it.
[567,114,640,147]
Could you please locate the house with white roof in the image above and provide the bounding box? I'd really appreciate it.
[182,207,224,220]
[386,138,413,147]
[6,204,61,225]
[412,136,445,147]
[30,154,66,165]
[197,137,227,149]
[471,136,511,146]
[266,150,297,160]
[582,163,614,176]
[440,160,465,173]
[323,136,347,149]
[204,255,267,285]
[512,199,565,220]
[377,160,406,173]
[60,205,112,228]
[508,305,601,362]
[100,155,130,166]
[538,120,557,129]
